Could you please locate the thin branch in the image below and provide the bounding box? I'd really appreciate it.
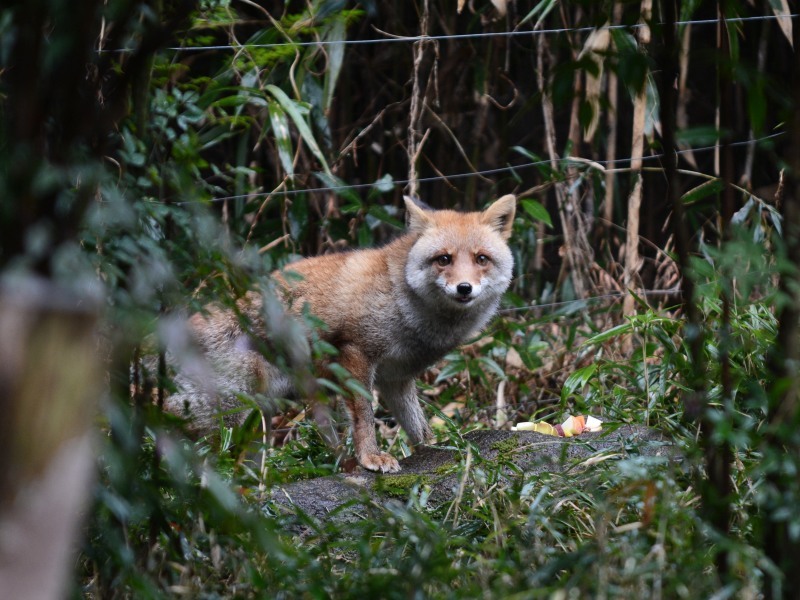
[406,0,430,198]
[424,103,491,183]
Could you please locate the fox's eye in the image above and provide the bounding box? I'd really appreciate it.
[435,254,452,266]
[476,254,490,266]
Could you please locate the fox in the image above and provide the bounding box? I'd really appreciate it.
[165,195,516,472]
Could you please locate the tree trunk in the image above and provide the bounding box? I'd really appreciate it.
[0,278,102,599]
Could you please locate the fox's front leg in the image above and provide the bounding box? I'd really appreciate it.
[376,377,432,446]
[339,346,400,473]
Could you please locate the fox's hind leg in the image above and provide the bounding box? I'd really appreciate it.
[166,333,276,435]
[376,377,433,446]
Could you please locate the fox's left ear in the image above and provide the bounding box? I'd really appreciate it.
[404,196,435,234]
[481,194,516,240]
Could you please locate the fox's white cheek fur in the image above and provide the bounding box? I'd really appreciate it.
[405,264,432,293]
[489,254,514,289]
[405,243,438,294]
[487,268,511,290]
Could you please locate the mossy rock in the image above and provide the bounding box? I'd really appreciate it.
[490,433,521,458]
[268,425,676,529]
[373,473,433,499]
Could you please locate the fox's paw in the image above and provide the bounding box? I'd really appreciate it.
[358,451,401,473]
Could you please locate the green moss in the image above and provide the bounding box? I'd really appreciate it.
[491,435,521,459]
[434,463,455,475]
[373,473,431,499]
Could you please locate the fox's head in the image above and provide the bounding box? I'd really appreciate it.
[404,195,516,312]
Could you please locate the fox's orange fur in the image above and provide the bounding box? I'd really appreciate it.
[166,196,516,472]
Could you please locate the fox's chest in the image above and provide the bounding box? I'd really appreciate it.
[377,354,440,383]
[376,330,462,382]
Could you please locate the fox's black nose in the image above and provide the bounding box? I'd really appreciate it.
[456,282,473,296]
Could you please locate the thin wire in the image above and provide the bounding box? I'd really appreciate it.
[170,130,784,206]
[144,13,798,53]
[497,289,682,315]
[165,25,600,51]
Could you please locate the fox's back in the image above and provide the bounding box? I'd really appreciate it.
[277,236,407,330]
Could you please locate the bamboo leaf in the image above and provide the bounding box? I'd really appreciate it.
[768,0,793,48]
[327,363,373,401]
[578,26,611,142]
[583,322,633,344]
[323,17,347,114]
[265,84,331,175]
[562,363,598,400]
[478,356,507,379]
[314,171,360,206]
[490,0,508,17]
[521,199,553,227]
[267,100,294,178]
[518,0,558,28]
[512,146,556,179]
[367,205,403,229]
[731,198,756,225]
[681,178,724,206]
[435,355,467,384]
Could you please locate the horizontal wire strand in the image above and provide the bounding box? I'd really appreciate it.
[497,289,682,315]
[101,13,799,53]
[104,11,790,204]
[163,130,784,206]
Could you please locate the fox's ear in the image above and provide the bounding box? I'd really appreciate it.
[482,194,516,239]
[404,196,434,233]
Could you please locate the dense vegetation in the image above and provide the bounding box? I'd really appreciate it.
[1,0,800,597]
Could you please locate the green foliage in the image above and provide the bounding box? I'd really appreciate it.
[1,0,797,597]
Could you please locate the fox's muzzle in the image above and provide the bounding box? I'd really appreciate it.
[456,282,472,296]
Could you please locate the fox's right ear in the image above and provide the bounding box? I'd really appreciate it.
[482,194,516,240]
[404,196,434,233]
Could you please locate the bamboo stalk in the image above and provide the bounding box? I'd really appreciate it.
[741,6,770,187]
[762,2,800,596]
[603,2,624,228]
[708,3,736,581]
[676,24,697,168]
[621,27,648,319]
[536,33,587,299]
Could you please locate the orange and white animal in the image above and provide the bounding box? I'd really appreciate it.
[166,196,516,472]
